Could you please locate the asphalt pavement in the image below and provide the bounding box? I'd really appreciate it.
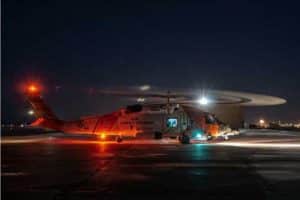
[2,130,300,200]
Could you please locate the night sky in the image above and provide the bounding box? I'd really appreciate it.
[2,0,300,123]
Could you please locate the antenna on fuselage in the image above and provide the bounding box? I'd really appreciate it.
[167,90,170,115]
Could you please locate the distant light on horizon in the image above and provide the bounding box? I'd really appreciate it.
[259,119,265,124]
[137,97,145,102]
[140,85,151,91]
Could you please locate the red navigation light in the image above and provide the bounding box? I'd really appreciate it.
[28,85,38,93]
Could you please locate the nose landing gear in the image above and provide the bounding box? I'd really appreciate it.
[223,135,229,141]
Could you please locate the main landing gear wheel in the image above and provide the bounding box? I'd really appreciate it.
[116,136,123,143]
[179,135,190,144]
[154,131,163,140]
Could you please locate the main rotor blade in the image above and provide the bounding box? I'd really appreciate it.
[97,89,183,98]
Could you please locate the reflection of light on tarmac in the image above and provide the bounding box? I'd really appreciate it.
[191,144,210,159]
[54,140,117,145]
[2,172,28,177]
[217,142,300,148]
[97,140,108,153]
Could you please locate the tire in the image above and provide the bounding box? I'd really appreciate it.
[116,136,123,143]
[154,131,163,139]
[180,135,190,144]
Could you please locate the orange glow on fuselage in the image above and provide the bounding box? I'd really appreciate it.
[206,124,219,136]
[100,133,106,140]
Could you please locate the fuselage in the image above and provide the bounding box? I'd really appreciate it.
[57,105,224,139]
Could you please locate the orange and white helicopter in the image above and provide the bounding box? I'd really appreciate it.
[24,84,234,143]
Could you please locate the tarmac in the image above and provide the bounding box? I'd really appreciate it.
[2,129,300,200]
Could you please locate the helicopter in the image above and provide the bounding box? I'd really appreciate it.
[24,84,235,144]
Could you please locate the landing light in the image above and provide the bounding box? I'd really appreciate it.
[198,97,209,105]
[28,110,34,115]
[194,133,208,141]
